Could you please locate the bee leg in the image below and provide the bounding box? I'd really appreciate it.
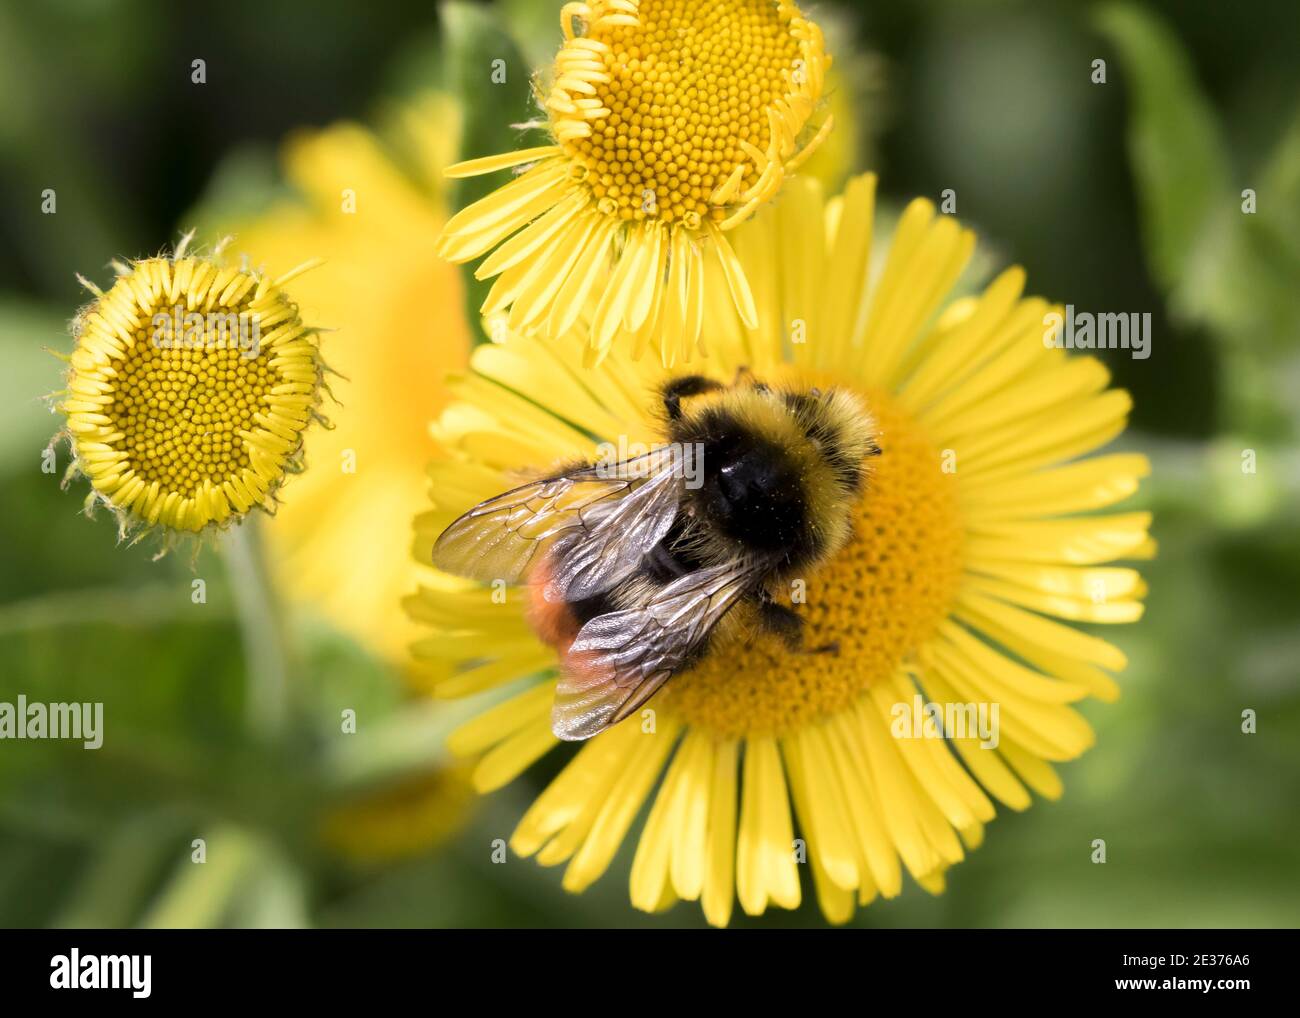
[755,588,821,652]
[661,374,724,420]
[732,365,768,392]
[756,593,840,656]
[756,596,804,650]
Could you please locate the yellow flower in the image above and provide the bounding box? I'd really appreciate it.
[230,98,473,664]
[438,0,833,365]
[321,764,476,864]
[408,173,1154,926]
[59,235,324,540]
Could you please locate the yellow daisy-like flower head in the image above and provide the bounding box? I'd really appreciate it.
[59,235,325,539]
[410,174,1153,925]
[438,0,832,365]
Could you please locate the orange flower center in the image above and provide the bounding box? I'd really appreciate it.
[562,0,805,226]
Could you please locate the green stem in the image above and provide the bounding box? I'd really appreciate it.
[222,517,290,739]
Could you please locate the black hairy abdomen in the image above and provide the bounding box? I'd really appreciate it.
[567,590,614,626]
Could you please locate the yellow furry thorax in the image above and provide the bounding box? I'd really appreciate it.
[663,374,878,562]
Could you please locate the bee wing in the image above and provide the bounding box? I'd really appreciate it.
[431,446,682,592]
[542,454,684,602]
[551,560,762,741]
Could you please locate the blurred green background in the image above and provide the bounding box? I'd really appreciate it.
[1,0,1297,928]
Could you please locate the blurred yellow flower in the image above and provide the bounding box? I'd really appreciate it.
[59,236,324,541]
[231,96,472,665]
[321,763,476,864]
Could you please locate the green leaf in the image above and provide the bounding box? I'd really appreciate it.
[1093,4,1231,292]
[51,813,194,928]
[139,825,267,928]
[1201,105,1300,353]
[1097,2,1300,439]
[1251,107,1300,265]
[500,0,561,74]
[0,299,70,475]
[225,850,309,928]
[439,0,539,338]
[0,582,226,638]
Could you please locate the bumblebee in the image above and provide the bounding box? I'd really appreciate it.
[432,371,880,740]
